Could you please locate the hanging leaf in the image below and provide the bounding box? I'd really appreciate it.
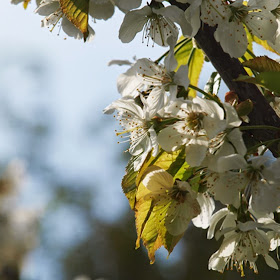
[122,156,139,210]
[135,171,194,263]
[237,56,280,94]
[134,184,163,263]
[123,144,200,263]
[59,0,89,41]
[175,37,204,98]
[243,56,280,73]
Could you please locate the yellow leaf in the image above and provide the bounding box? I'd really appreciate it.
[135,185,161,263]
[175,37,204,98]
[240,33,254,76]
[59,0,89,41]
[187,48,204,97]
[135,183,185,263]
[125,148,196,262]
[23,0,31,9]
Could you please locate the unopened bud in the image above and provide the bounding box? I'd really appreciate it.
[225,91,239,105]
[235,99,253,117]
[264,90,275,103]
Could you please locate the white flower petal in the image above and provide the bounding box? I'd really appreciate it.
[173,65,189,89]
[214,21,248,58]
[227,128,247,156]
[245,12,277,43]
[142,167,174,193]
[192,193,215,229]
[264,254,279,270]
[119,6,152,43]
[216,154,247,172]
[166,195,200,235]
[146,87,166,117]
[115,0,142,11]
[185,137,208,167]
[207,208,230,239]
[158,125,185,152]
[89,0,115,20]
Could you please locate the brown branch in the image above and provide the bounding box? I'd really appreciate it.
[170,0,280,156]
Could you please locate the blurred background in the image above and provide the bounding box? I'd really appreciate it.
[1,2,280,280]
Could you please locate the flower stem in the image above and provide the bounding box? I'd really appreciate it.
[247,138,280,154]
[188,84,223,106]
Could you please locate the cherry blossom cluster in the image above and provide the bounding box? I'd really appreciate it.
[30,0,280,57]
[104,38,280,273]
[12,0,280,276]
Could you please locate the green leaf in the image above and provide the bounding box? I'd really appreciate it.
[236,57,280,94]
[235,72,280,94]
[122,157,138,210]
[59,0,89,41]
[255,72,280,94]
[174,37,204,98]
[124,147,198,262]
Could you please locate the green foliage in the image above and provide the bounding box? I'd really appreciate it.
[121,148,200,263]
[236,56,280,95]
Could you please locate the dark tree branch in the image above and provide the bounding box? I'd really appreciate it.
[170,0,280,156]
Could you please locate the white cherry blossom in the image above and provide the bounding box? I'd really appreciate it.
[209,221,278,275]
[158,97,226,167]
[104,98,158,171]
[35,0,95,41]
[207,155,280,213]
[268,1,280,53]
[116,42,189,115]
[89,0,115,20]
[119,4,191,47]
[192,192,215,229]
[214,0,278,58]
[202,102,246,172]
[184,0,228,37]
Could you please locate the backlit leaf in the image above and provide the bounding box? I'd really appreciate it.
[59,0,89,41]
[240,33,254,76]
[175,37,204,98]
[135,182,186,263]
